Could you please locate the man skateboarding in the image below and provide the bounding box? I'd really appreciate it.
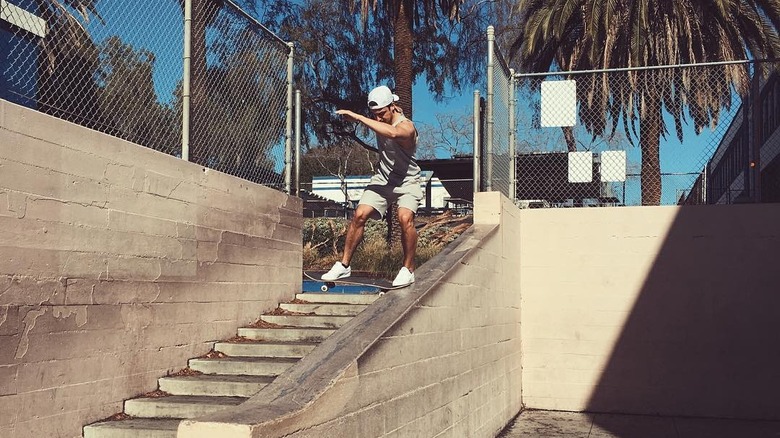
[321,85,422,287]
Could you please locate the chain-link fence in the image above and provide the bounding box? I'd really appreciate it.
[484,26,514,200]
[480,26,780,207]
[1,0,295,191]
[512,62,764,207]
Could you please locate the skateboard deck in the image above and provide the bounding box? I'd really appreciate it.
[303,271,410,292]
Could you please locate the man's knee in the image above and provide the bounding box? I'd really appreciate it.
[351,215,367,228]
[352,208,373,226]
[397,208,415,228]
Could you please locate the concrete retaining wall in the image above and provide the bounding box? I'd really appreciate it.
[281,206,522,437]
[179,192,523,438]
[178,190,780,433]
[0,100,302,437]
[518,203,780,420]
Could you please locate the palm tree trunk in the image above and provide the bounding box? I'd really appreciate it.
[563,126,576,152]
[393,0,414,118]
[640,94,662,206]
[386,0,414,245]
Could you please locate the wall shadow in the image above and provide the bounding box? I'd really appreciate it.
[586,204,780,433]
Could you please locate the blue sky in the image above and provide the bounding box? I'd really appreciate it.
[85,0,455,125]
[85,1,183,103]
[79,0,737,206]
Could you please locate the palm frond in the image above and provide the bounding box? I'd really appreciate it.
[512,0,780,139]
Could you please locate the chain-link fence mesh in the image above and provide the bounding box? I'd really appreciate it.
[512,62,777,207]
[2,0,185,153]
[482,34,780,207]
[1,0,292,190]
[187,0,291,188]
[484,27,513,199]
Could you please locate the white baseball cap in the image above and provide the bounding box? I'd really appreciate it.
[367,85,399,110]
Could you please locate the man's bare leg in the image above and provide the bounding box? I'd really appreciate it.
[341,204,375,266]
[397,207,417,271]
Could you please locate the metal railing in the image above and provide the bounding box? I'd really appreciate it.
[1,0,298,192]
[480,24,780,207]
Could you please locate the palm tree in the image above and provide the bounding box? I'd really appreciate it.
[34,0,103,48]
[510,0,780,205]
[338,0,470,245]
[350,0,465,118]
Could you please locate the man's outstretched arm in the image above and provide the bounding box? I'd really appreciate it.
[336,110,416,150]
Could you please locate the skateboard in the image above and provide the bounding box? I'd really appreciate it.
[303,271,410,293]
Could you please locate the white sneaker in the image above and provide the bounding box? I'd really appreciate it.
[321,262,351,281]
[392,267,415,286]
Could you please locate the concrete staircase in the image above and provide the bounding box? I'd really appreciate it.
[83,292,379,438]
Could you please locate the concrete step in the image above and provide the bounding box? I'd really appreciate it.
[280,303,368,316]
[124,395,245,419]
[214,340,318,358]
[260,314,353,328]
[188,356,298,376]
[158,374,274,397]
[295,293,379,305]
[83,418,180,438]
[82,290,370,436]
[237,326,336,342]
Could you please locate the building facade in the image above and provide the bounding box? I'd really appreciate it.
[311,173,452,213]
[1,0,43,107]
[687,69,780,204]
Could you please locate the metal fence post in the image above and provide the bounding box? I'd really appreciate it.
[485,26,495,192]
[508,69,516,202]
[295,89,302,196]
[285,42,294,194]
[473,90,481,194]
[181,0,192,161]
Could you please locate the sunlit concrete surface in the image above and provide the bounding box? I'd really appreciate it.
[498,410,780,438]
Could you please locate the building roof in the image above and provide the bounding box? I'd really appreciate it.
[417,157,474,202]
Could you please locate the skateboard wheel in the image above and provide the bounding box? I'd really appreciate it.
[378,291,385,296]
[320,285,329,292]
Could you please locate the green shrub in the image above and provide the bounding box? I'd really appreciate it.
[301,218,348,258]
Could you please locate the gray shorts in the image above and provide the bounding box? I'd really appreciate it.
[359,175,423,219]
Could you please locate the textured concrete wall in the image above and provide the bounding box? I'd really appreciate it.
[0,100,302,437]
[268,192,523,438]
[519,204,780,420]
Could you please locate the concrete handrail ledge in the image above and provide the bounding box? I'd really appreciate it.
[179,223,499,438]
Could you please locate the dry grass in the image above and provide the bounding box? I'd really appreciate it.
[224,335,259,343]
[264,307,315,316]
[199,350,228,359]
[247,319,284,328]
[141,389,170,398]
[303,212,472,278]
[168,367,203,377]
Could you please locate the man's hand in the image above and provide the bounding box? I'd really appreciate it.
[336,109,360,122]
